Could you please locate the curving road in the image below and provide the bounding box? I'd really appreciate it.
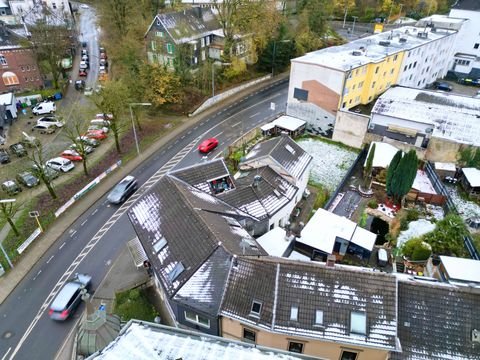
[0,76,289,359]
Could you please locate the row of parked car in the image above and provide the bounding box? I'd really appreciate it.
[0,114,112,196]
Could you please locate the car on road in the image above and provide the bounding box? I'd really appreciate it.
[60,150,83,162]
[9,143,27,157]
[198,137,219,153]
[31,123,56,134]
[80,4,89,9]
[0,148,10,163]
[85,129,107,140]
[1,180,22,195]
[107,175,137,204]
[433,81,453,91]
[75,80,85,90]
[70,143,94,154]
[78,69,88,77]
[46,157,75,173]
[77,136,100,147]
[84,87,94,96]
[16,171,40,188]
[48,273,91,321]
[32,101,56,115]
[37,116,64,128]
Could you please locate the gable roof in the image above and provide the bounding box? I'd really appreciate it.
[220,258,398,351]
[128,175,266,297]
[241,135,312,182]
[392,279,480,360]
[149,8,221,44]
[218,166,298,220]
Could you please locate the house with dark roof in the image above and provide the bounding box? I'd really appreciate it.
[220,257,399,359]
[392,278,480,360]
[144,8,249,69]
[128,173,267,336]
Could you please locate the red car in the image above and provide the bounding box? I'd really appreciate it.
[78,69,88,77]
[85,130,107,140]
[60,150,83,162]
[198,137,219,153]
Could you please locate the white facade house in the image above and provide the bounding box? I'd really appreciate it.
[0,92,17,119]
[8,0,72,25]
[449,0,480,77]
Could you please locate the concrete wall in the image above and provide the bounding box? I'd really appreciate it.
[332,110,370,149]
[221,317,390,360]
[370,113,433,134]
[425,136,461,163]
[382,137,427,160]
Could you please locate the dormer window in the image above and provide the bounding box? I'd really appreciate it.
[250,300,262,318]
[290,306,298,321]
[350,311,366,335]
[314,309,323,326]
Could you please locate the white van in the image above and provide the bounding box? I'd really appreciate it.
[32,101,56,115]
[377,248,388,267]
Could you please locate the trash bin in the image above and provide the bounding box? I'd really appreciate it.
[54,92,62,100]
[30,98,37,106]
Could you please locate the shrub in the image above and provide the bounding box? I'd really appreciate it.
[114,288,156,322]
[402,237,432,261]
[406,209,420,222]
[367,199,378,209]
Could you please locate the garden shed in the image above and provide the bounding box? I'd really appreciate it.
[460,167,480,198]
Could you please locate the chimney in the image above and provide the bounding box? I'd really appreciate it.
[326,254,336,267]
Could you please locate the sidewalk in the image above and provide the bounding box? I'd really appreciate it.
[0,72,289,305]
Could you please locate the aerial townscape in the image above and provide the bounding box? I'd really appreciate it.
[0,0,479,359]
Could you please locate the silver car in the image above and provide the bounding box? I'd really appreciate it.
[107,175,138,204]
[49,273,91,321]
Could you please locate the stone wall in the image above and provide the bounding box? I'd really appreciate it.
[425,137,461,163]
[332,110,370,149]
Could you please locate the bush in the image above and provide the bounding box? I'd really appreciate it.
[406,209,420,222]
[367,199,378,209]
[114,288,156,322]
[402,237,432,261]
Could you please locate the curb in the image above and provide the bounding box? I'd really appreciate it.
[0,73,290,304]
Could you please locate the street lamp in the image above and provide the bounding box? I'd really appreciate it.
[352,16,358,34]
[0,199,16,269]
[272,39,291,77]
[129,103,152,156]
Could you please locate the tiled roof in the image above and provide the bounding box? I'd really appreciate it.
[241,136,312,181]
[170,158,232,195]
[156,8,221,44]
[128,175,265,297]
[392,279,480,360]
[218,166,298,219]
[221,258,398,350]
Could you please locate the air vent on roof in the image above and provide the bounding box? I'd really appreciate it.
[417,32,428,39]
[273,189,282,198]
[399,37,407,43]
[472,329,480,343]
[379,40,391,46]
[431,27,437,33]
[285,144,296,155]
[352,50,362,56]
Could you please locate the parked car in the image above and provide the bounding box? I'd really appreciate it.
[78,69,88,77]
[70,143,94,154]
[32,101,56,115]
[81,49,88,56]
[1,180,22,195]
[0,149,10,164]
[99,59,108,67]
[31,165,60,181]
[107,175,137,204]
[100,52,107,60]
[84,87,94,96]
[81,41,87,48]
[9,143,27,157]
[16,171,40,188]
[85,129,107,140]
[77,136,100,147]
[198,137,219,153]
[32,123,56,134]
[75,80,85,90]
[90,119,111,127]
[48,273,91,321]
[81,54,89,62]
[88,125,109,133]
[79,61,89,70]
[37,116,64,128]
[95,113,113,120]
[433,81,453,92]
[46,157,75,173]
[60,150,83,162]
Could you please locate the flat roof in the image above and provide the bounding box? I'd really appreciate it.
[256,227,293,257]
[412,170,436,194]
[365,141,400,169]
[440,256,480,283]
[260,116,306,132]
[462,168,480,187]
[434,162,456,172]
[350,226,376,251]
[292,26,457,71]
[372,87,480,146]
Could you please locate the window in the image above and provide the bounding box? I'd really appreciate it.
[52,2,57,9]
[167,262,184,282]
[184,310,210,328]
[243,328,256,343]
[352,84,356,90]
[314,310,323,325]
[349,99,352,104]
[155,31,164,37]
[201,38,205,48]
[288,341,304,353]
[342,102,346,108]
[26,65,30,71]
[0,55,7,65]
[390,68,394,75]
[201,50,206,61]
[413,61,417,68]
[474,43,479,49]
[293,88,308,101]
[362,66,367,74]
[341,350,359,360]
[408,64,412,69]
[355,69,359,75]
[167,43,174,54]
[347,72,352,79]
[375,67,379,74]
[404,65,407,71]
[151,41,156,51]
[250,300,262,317]
[2,72,19,86]
[344,87,349,95]
[358,81,364,89]
[371,81,376,88]
[290,306,298,321]
[393,54,398,61]
[205,36,210,46]
[20,66,25,72]
[354,96,360,102]
[350,311,366,335]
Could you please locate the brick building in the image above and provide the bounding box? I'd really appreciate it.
[0,22,42,93]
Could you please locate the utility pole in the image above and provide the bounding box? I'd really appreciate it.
[342,2,348,28]
[352,16,358,34]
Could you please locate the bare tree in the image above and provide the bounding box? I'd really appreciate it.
[62,121,91,176]
[0,201,21,236]
[28,142,57,199]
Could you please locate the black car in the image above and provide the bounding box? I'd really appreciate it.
[433,81,452,91]
[0,149,10,164]
[16,171,40,188]
[75,80,85,90]
[107,175,137,204]
[9,143,27,157]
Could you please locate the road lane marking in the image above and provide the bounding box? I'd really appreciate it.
[81,220,88,226]
[232,121,241,127]
[249,112,260,118]
[69,230,77,237]
[2,347,11,360]
[46,256,54,264]
[91,209,98,215]
[213,131,223,138]
[59,242,66,250]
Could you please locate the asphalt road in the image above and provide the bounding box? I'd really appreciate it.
[0,76,289,359]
